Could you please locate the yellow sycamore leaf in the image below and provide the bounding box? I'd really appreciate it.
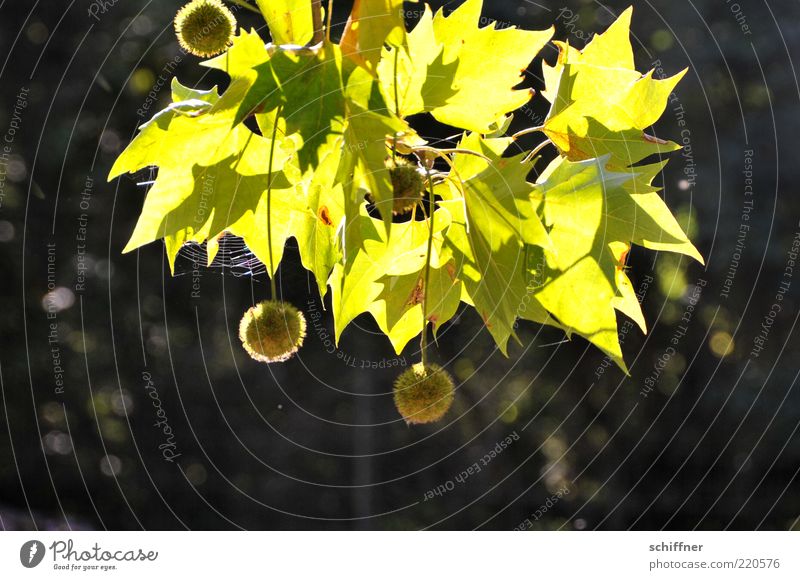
[530,155,700,371]
[369,261,462,350]
[541,7,635,99]
[112,102,297,274]
[330,205,454,353]
[108,4,703,374]
[378,0,552,132]
[610,241,647,334]
[437,134,558,354]
[541,6,686,170]
[255,0,315,46]
[529,158,628,368]
[341,0,417,71]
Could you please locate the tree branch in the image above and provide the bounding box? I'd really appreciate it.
[311,0,324,44]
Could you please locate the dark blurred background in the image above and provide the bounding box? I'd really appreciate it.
[0,0,798,531]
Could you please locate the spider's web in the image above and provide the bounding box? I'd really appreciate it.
[174,235,267,278]
[131,167,267,278]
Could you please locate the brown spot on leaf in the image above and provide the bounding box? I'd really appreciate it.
[318,206,334,226]
[643,133,669,145]
[616,245,631,271]
[408,277,425,306]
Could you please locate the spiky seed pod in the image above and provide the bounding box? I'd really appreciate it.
[389,159,425,215]
[174,0,236,58]
[393,363,455,424]
[239,300,306,363]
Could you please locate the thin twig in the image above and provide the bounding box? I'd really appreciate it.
[225,0,261,15]
[420,166,437,367]
[266,105,284,299]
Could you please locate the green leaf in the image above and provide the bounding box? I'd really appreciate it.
[377,0,553,132]
[441,199,550,354]
[450,132,551,251]
[537,154,702,263]
[109,99,214,180]
[338,101,421,224]
[255,0,315,46]
[544,64,685,168]
[255,42,349,169]
[205,167,302,277]
[436,134,557,354]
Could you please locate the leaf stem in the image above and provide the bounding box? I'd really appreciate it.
[523,138,553,163]
[421,166,437,367]
[225,0,261,15]
[391,49,401,163]
[266,105,283,300]
[413,146,491,163]
[393,48,401,118]
[512,125,545,139]
[326,0,334,42]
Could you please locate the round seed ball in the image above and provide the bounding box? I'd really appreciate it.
[174,0,236,58]
[239,300,306,363]
[393,363,455,424]
[390,162,425,215]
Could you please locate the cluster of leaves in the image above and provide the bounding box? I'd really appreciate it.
[110,0,701,371]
